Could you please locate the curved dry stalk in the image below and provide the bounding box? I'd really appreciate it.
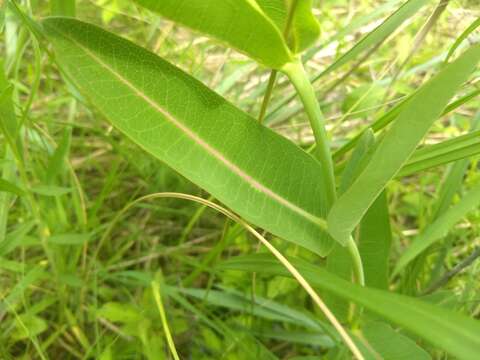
[95,192,364,359]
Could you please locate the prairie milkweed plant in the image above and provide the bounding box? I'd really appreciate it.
[1,0,480,359]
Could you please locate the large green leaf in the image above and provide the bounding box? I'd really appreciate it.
[219,253,480,359]
[327,44,480,244]
[255,0,320,52]
[360,322,431,359]
[132,0,292,69]
[43,18,334,255]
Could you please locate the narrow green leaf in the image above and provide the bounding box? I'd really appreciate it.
[220,253,480,359]
[395,180,480,273]
[358,191,392,289]
[0,178,24,196]
[317,0,429,78]
[335,86,480,161]
[256,0,320,53]
[43,18,334,255]
[325,129,376,321]
[328,44,480,244]
[168,286,328,332]
[133,0,292,69]
[445,17,480,64]
[398,129,480,177]
[50,0,75,17]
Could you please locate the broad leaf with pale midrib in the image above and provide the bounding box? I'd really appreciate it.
[43,18,335,255]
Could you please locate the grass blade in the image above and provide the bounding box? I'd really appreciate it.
[395,180,480,273]
[327,44,480,244]
[315,0,429,78]
[220,253,480,359]
[445,17,480,64]
[398,128,480,177]
[43,18,334,255]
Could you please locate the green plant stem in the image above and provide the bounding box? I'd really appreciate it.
[282,59,365,287]
[282,59,336,205]
[347,236,365,286]
[258,70,278,123]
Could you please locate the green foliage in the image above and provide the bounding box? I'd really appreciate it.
[328,44,480,244]
[42,17,334,255]
[2,0,480,358]
[132,0,292,69]
[255,0,321,52]
[220,253,480,359]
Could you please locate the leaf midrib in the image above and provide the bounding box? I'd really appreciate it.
[55,28,326,229]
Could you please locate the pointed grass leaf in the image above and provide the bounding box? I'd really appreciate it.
[398,128,480,177]
[395,180,480,273]
[255,0,320,53]
[43,18,334,255]
[219,253,480,359]
[445,17,480,64]
[132,0,292,69]
[328,44,480,244]
[318,0,429,77]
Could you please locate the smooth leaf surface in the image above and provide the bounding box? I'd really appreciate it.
[328,44,480,244]
[43,18,335,255]
[256,0,320,52]
[132,0,292,69]
[50,0,75,17]
[220,253,480,359]
[358,191,391,290]
[395,180,480,273]
[360,322,431,359]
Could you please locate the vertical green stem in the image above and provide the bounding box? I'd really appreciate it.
[347,236,365,286]
[282,59,336,205]
[282,59,365,287]
[258,70,278,123]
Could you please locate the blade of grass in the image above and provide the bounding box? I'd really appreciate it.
[151,273,180,360]
[394,179,480,273]
[220,253,480,359]
[93,192,364,359]
[328,44,480,244]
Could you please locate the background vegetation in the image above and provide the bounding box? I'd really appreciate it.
[0,0,479,358]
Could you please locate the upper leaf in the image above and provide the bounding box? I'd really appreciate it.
[327,44,480,244]
[43,18,334,255]
[255,0,320,53]
[132,0,293,69]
